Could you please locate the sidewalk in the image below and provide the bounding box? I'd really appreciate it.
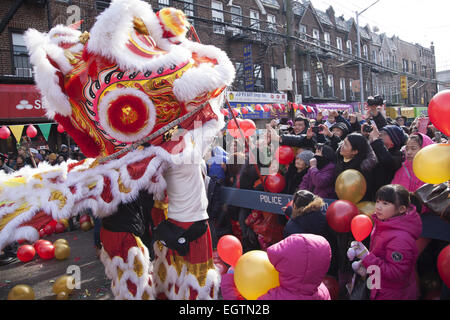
[0,228,113,300]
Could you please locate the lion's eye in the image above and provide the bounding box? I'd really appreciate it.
[98,88,156,143]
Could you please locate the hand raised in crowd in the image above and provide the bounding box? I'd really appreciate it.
[309,157,317,168]
[320,124,333,138]
[343,110,349,119]
[368,122,381,143]
[306,127,314,140]
[316,110,324,122]
[349,113,357,124]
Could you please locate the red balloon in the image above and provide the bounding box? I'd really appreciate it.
[326,200,359,233]
[275,146,295,165]
[232,109,239,117]
[240,119,256,137]
[55,222,66,234]
[227,119,241,138]
[79,214,91,224]
[26,125,38,138]
[273,104,281,110]
[264,173,286,193]
[254,104,262,111]
[351,215,373,242]
[263,105,271,112]
[437,244,450,288]
[429,90,450,136]
[57,124,65,133]
[241,107,249,114]
[37,243,55,260]
[306,106,313,113]
[323,276,339,300]
[220,109,229,117]
[38,229,46,238]
[34,240,52,251]
[44,223,55,236]
[0,126,11,139]
[217,235,243,267]
[17,245,36,263]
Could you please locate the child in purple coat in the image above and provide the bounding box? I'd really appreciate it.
[221,234,332,300]
[299,144,337,199]
[347,184,422,300]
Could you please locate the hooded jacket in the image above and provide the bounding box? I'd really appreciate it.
[299,162,336,199]
[391,133,434,193]
[207,146,228,180]
[362,206,422,300]
[220,234,331,300]
[283,197,328,238]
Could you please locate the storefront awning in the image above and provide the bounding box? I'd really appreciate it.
[0,84,47,120]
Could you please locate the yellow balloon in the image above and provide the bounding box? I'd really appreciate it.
[234,250,280,300]
[53,275,75,295]
[81,221,92,231]
[335,169,367,204]
[59,219,69,229]
[7,285,35,300]
[55,244,71,260]
[56,291,70,300]
[357,201,375,222]
[413,144,450,184]
[54,239,69,247]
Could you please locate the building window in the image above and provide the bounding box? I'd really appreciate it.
[303,71,311,97]
[372,50,377,63]
[254,64,263,92]
[336,37,343,60]
[313,29,320,45]
[183,0,194,25]
[12,33,32,77]
[402,59,409,72]
[349,79,355,101]
[324,32,331,48]
[267,14,276,32]
[212,1,224,35]
[158,0,170,9]
[316,73,324,98]
[340,78,346,101]
[411,61,417,75]
[250,10,261,41]
[346,40,352,54]
[363,45,368,59]
[233,62,244,91]
[299,24,307,40]
[230,6,242,35]
[271,66,278,93]
[327,74,334,97]
[380,52,384,66]
[422,65,427,78]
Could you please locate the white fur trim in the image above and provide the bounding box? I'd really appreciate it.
[100,245,155,300]
[24,28,73,117]
[98,87,156,143]
[153,242,221,300]
[87,0,191,73]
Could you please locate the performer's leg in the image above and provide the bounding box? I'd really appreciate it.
[153,220,220,300]
[100,228,155,300]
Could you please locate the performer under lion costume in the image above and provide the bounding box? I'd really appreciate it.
[0,0,235,300]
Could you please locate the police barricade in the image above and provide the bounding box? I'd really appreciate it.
[220,187,450,242]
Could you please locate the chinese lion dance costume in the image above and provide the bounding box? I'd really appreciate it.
[0,0,235,300]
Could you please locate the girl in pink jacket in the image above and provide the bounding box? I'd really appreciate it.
[391,133,434,192]
[348,184,422,300]
[221,234,331,300]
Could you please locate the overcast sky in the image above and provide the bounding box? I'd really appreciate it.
[308,0,450,72]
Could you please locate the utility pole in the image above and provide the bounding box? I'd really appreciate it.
[285,0,296,102]
[356,0,380,113]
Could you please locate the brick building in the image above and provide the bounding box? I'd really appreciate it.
[0,0,439,121]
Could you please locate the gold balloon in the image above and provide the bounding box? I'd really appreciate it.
[56,291,70,300]
[335,169,367,204]
[234,250,280,300]
[81,221,92,231]
[53,275,75,295]
[7,285,35,300]
[413,144,450,184]
[59,219,69,229]
[357,201,376,216]
[55,244,71,260]
[54,239,69,247]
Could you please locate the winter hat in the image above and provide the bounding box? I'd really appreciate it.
[330,122,349,139]
[380,125,408,150]
[297,150,315,165]
[320,145,337,163]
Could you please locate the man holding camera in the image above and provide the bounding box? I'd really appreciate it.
[363,95,407,193]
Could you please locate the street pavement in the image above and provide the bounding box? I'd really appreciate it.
[0,228,113,300]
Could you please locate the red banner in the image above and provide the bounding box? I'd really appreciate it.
[0,84,47,119]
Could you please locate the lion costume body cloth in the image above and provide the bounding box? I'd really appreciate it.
[0,0,235,300]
